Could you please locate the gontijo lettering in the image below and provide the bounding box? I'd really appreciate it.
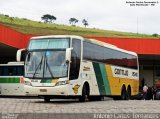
[114,68,128,76]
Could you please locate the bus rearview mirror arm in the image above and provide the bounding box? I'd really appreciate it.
[16,48,26,62]
[66,48,73,63]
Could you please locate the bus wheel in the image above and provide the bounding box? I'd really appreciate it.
[126,87,131,100]
[121,86,126,100]
[44,96,50,102]
[79,84,89,102]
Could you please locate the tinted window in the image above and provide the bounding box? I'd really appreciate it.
[70,39,81,80]
[0,66,24,76]
[29,38,70,50]
[83,41,138,69]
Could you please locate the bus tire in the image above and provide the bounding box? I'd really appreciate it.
[44,96,50,102]
[79,84,89,102]
[121,86,127,100]
[126,86,131,100]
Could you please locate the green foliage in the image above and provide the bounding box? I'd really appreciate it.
[41,14,56,23]
[0,15,158,38]
[82,19,89,27]
[4,15,9,17]
[152,33,159,37]
[69,18,78,26]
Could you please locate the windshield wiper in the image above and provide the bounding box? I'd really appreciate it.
[45,57,55,79]
[32,56,43,79]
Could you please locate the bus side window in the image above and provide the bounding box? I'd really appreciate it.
[70,39,81,80]
[17,66,24,76]
[8,67,16,76]
[0,67,3,76]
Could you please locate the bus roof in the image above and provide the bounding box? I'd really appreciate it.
[0,62,24,66]
[30,35,137,56]
[31,35,84,40]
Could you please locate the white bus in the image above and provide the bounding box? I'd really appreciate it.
[21,35,139,102]
[0,62,24,96]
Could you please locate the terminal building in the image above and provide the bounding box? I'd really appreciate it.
[0,24,160,88]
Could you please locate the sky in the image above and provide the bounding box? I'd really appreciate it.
[0,0,160,34]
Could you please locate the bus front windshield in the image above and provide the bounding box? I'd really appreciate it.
[25,50,68,79]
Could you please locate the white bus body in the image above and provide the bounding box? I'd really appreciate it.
[0,62,25,96]
[23,35,139,101]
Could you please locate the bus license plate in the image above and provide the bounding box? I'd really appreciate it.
[40,89,47,92]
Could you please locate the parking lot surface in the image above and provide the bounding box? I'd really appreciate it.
[0,97,160,119]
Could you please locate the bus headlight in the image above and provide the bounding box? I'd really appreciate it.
[24,81,32,86]
[55,80,70,86]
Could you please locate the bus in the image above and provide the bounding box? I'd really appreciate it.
[0,62,25,96]
[20,35,139,102]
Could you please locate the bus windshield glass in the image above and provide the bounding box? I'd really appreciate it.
[28,38,70,50]
[25,50,68,79]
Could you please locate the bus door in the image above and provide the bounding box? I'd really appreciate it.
[69,39,81,95]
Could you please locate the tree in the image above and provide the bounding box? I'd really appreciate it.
[152,33,159,37]
[41,14,50,23]
[41,14,56,23]
[82,19,89,27]
[69,18,78,26]
[49,15,56,23]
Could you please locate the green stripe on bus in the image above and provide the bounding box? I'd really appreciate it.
[93,63,111,95]
[0,77,20,83]
[93,63,106,95]
[40,79,51,83]
[99,64,111,95]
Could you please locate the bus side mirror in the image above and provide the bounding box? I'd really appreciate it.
[16,48,26,62]
[66,48,73,63]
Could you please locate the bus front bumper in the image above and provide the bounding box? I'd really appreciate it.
[24,85,69,96]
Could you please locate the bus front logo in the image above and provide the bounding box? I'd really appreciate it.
[72,84,80,94]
